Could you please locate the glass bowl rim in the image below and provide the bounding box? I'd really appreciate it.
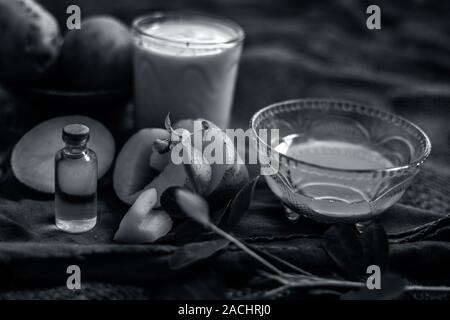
[132,12,245,48]
[250,98,432,174]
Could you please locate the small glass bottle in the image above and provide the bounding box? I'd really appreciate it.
[55,124,98,233]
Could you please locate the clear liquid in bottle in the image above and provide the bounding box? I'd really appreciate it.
[55,124,98,233]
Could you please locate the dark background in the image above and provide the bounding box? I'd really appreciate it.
[2,0,449,166]
[36,0,450,166]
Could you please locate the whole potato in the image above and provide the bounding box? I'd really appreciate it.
[59,16,133,90]
[0,0,61,84]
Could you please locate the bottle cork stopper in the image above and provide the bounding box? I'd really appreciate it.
[62,124,90,145]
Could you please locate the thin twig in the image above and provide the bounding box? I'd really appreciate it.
[246,243,315,276]
[260,285,291,299]
[209,224,285,276]
[263,272,450,294]
[405,285,450,293]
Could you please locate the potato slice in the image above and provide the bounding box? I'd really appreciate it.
[113,128,170,204]
[114,188,173,243]
[11,115,115,193]
[149,143,171,172]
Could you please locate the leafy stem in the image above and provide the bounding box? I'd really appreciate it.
[161,180,450,300]
[258,271,450,298]
[161,187,287,276]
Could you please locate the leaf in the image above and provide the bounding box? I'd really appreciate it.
[161,187,211,228]
[164,113,173,132]
[223,176,260,231]
[324,224,365,279]
[169,239,230,270]
[360,222,389,270]
[160,186,184,220]
[211,199,232,226]
[162,187,284,276]
[159,220,208,245]
[340,273,407,300]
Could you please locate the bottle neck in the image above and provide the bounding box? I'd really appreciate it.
[63,142,88,157]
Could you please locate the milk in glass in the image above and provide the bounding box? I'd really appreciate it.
[133,14,244,128]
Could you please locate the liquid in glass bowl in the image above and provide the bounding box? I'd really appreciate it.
[251,99,431,223]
